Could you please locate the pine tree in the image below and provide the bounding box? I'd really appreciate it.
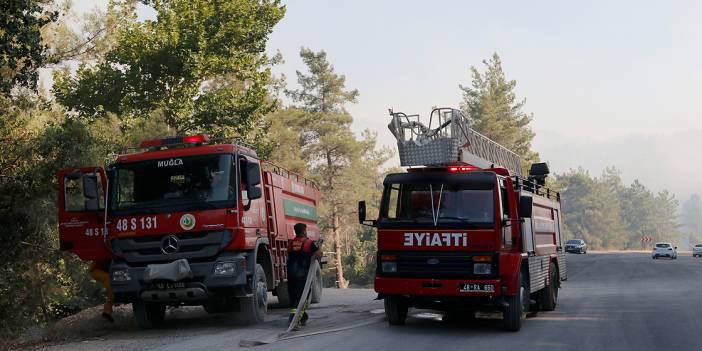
[285,48,362,288]
[459,53,538,169]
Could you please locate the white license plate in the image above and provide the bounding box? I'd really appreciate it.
[155,282,185,290]
[459,283,495,293]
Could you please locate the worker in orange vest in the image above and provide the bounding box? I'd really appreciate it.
[287,223,322,325]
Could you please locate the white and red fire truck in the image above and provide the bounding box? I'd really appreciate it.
[358,108,566,331]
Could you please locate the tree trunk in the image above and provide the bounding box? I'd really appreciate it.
[333,205,348,288]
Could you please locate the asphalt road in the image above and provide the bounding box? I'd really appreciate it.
[35,252,702,351]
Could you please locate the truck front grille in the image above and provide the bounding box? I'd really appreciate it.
[378,252,498,279]
[113,230,231,265]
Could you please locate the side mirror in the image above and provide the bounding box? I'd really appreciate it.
[519,196,533,218]
[83,174,99,199]
[675,246,678,250]
[242,160,262,200]
[358,200,377,227]
[83,174,100,211]
[246,162,261,186]
[358,201,367,224]
[248,186,262,200]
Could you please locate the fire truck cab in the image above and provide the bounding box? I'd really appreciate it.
[57,135,322,328]
[359,108,566,331]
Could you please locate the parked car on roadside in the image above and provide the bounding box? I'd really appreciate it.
[692,243,702,257]
[652,242,677,259]
[565,239,587,254]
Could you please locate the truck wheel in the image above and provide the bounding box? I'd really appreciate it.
[310,263,323,304]
[238,264,268,325]
[275,282,291,308]
[133,301,166,329]
[539,262,559,311]
[503,270,528,332]
[385,295,408,325]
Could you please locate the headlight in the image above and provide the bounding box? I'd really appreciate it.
[474,263,491,275]
[214,261,237,276]
[381,262,397,273]
[112,269,131,282]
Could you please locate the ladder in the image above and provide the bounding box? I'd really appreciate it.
[388,107,523,176]
[263,177,286,283]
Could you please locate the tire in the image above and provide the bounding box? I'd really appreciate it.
[503,269,528,332]
[238,264,268,325]
[310,263,323,304]
[539,262,558,311]
[275,282,291,308]
[132,301,166,329]
[385,295,408,325]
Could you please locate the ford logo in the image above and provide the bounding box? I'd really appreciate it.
[427,258,440,265]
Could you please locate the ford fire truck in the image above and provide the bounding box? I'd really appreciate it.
[57,135,322,328]
[358,108,566,331]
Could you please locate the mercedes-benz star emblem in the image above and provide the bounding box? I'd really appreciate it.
[161,235,180,255]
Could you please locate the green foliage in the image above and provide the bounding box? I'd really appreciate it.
[0,95,108,339]
[0,0,57,94]
[557,167,681,250]
[53,0,285,138]
[460,53,538,169]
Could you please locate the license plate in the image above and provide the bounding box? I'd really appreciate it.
[459,283,495,293]
[155,282,185,290]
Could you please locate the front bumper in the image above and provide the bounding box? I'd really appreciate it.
[375,276,502,298]
[565,246,584,252]
[110,252,249,304]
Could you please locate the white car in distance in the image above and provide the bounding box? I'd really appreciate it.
[652,242,677,259]
[693,243,702,258]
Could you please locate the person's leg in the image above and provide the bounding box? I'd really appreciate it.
[90,267,114,322]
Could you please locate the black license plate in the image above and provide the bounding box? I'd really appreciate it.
[459,283,495,293]
[154,282,185,290]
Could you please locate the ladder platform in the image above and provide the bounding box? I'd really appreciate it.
[388,107,523,176]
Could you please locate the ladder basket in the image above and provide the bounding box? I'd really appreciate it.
[388,107,523,176]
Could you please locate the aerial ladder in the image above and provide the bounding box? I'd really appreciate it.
[388,107,523,176]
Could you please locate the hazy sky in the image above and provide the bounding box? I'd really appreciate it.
[70,0,702,201]
[265,0,702,202]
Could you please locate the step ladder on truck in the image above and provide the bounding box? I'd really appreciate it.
[359,107,566,331]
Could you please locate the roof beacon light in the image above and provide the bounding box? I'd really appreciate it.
[183,134,210,144]
[139,134,210,149]
[448,165,475,173]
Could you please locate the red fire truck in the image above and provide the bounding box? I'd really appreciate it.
[358,108,566,331]
[57,135,322,328]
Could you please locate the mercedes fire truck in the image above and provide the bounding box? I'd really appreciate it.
[57,135,322,328]
[358,108,566,331]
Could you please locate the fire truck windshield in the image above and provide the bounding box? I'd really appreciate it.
[379,181,495,228]
[110,154,234,215]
